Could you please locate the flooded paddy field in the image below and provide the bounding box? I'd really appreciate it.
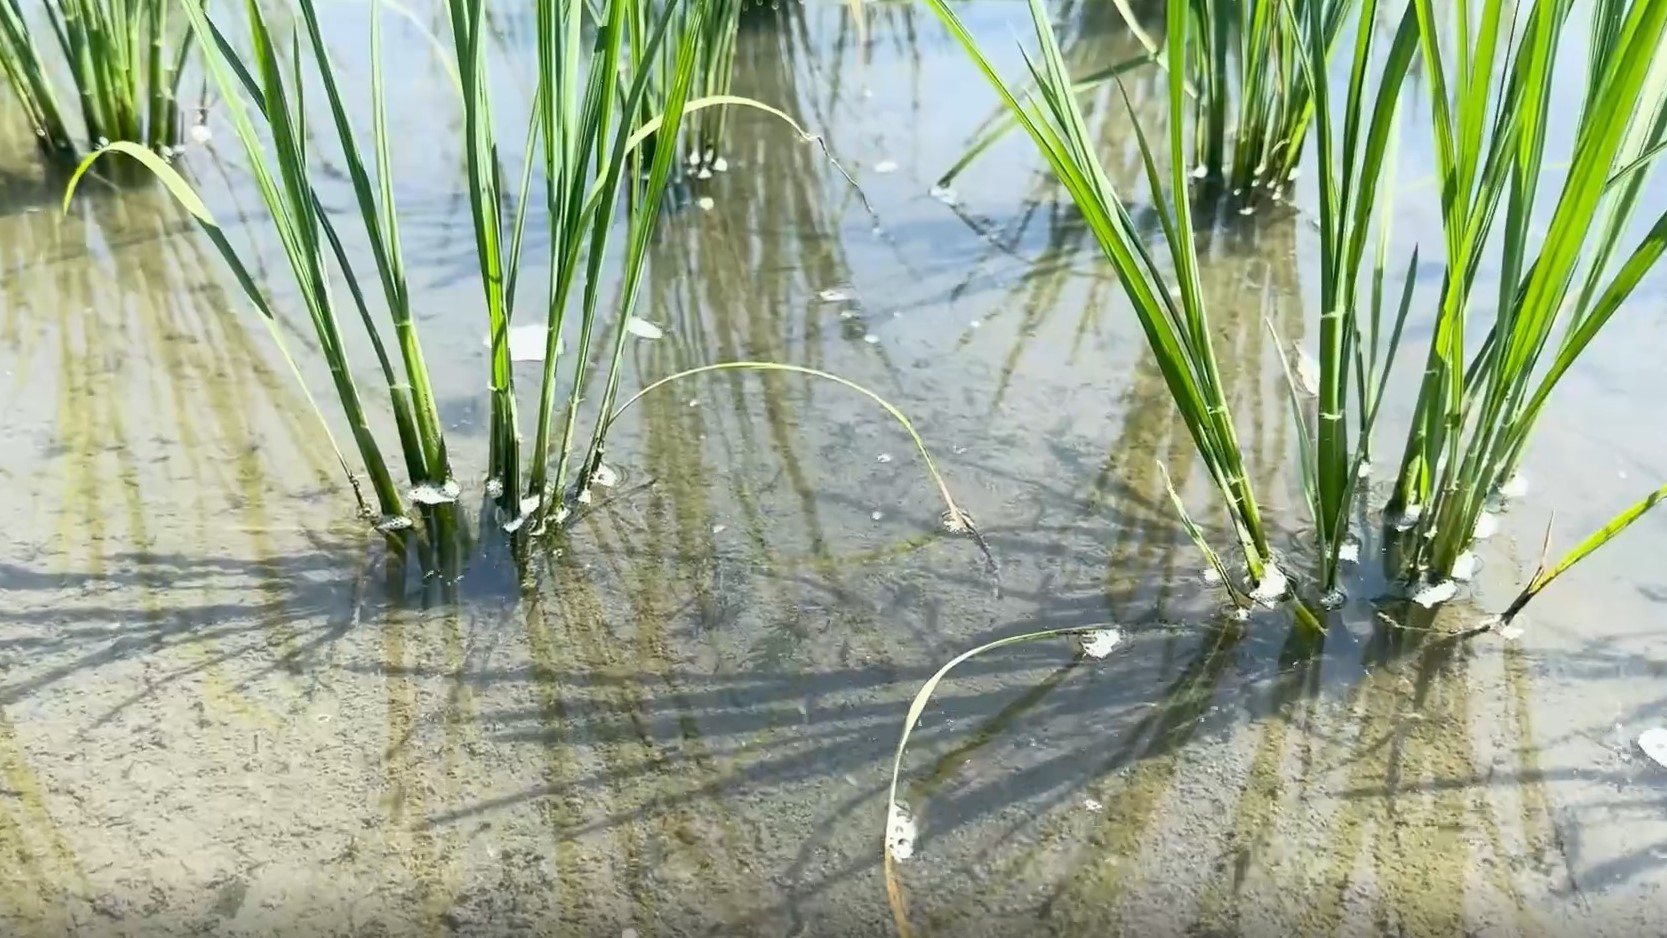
[3,1,1667,935]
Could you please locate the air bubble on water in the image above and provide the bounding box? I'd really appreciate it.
[1338,535,1361,565]
[490,323,562,362]
[871,511,884,521]
[1639,728,1667,769]
[886,802,917,860]
[697,196,715,211]
[819,287,852,303]
[592,463,619,488]
[1411,578,1457,608]
[1238,205,1256,216]
[1319,588,1347,610]
[863,333,880,344]
[376,514,413,533]
[410,479,461,505]
[929,184,958,205]
[1251,563,1288,604]
[874,159,899,174]
[485,478,505,498]
[189,123,212,145]
[1232,188,1243,197]
[1294,345,1320,396]
[625,317,664,340]
[1075,628,1123,659]
[1392,504,1423,531]
[1498,471,1529,500]
[969,320,981,329]
[877,453,892,463]
[688,398,700,408]
[1451,550,1479,582]
[686,151,703,167]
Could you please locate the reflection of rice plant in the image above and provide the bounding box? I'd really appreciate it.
[0,0,200,164]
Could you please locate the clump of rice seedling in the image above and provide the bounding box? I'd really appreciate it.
[1183,0,1360,200]
[66,0,978,574]
[0,0,201,166]
[924,0,1280,593]
[1384,0,1667,589]
[917,0,1417,607]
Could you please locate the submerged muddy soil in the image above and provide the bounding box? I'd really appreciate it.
[5,1,1667,936]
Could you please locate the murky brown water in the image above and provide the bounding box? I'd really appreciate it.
[3,1,1667,935]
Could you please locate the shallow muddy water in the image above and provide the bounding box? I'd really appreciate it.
[4,1,1667,936]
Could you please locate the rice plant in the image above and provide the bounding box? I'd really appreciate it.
[0,0,200,164]
[1383,0,1667,594]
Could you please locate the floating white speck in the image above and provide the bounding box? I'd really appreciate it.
[870,511,883,521]
[1294,345,1319,396]
[1338,536,1360,564]
[1639,728,1667,769]
[592,463,619,488]
[696,167,713,179]
[577,488,592,505]
[1320,588,1347,609]
[928,184,958,205]
[886,802,917,860]
[712,524,726,535]
[712,156,729,172]
[1357,459,1373,480]
[968,320,981,329]
[486,323,563,362]
[1083,797,1103,812]
[1251,562,1288,603]
[688,398,700,408]
[818,287,852,303]
[1392,504,1424,531]
[697,196,715,211]
[625,317,664,340]
[1075,628,1123,659]
[863,333,879,344]
[1191,165,1208,179]
[1202,566,1223,584]
[876,453,892,463]
[1498,471,1529,500]
[873,159,898,174]
[1451,550,1479,582]
[376,514,413,532]
[485,478,505,498]
[1238,205,1255,216]
[189,123,212,145]
[1411,579,1458,608]
[409,479,461,505]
